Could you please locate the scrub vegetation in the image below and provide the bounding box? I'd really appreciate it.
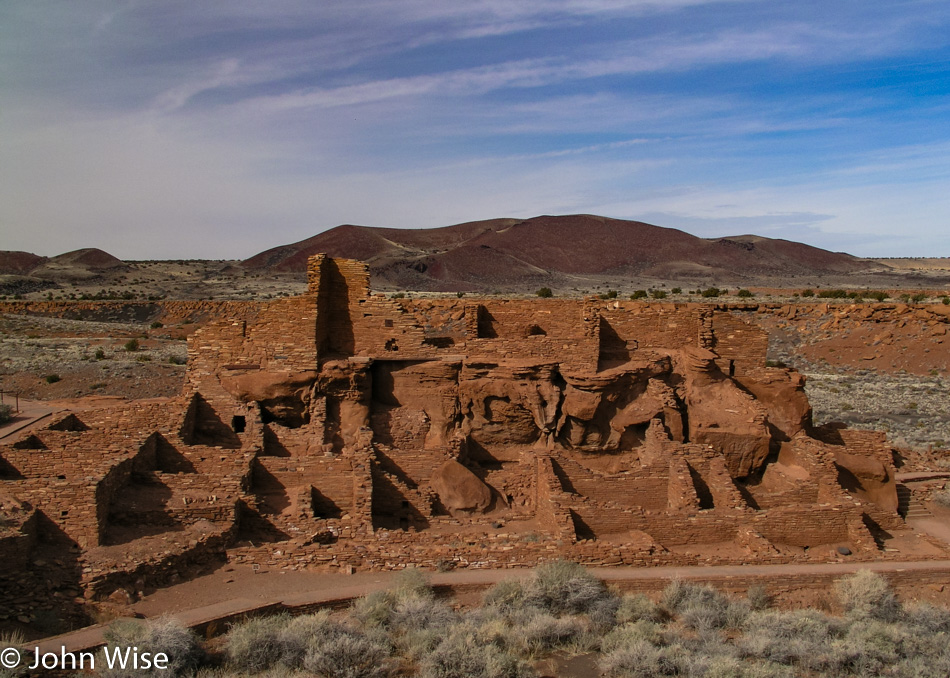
[79,564,950,677]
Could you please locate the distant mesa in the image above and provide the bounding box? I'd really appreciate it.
[242,214,870,291]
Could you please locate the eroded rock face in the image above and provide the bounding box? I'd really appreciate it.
[430,459,493,514]
[221,370,319,427]
[736,368,812,441]
[557,357,677,451]
[675,348,771,478]
[459,362,562,450]
[834,449,898,513]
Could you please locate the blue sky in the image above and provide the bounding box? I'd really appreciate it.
[2,1,950,259]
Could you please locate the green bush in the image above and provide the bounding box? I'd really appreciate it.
[600,290,618,300]
[0,404,12,425]
[737,289,754,298]
[817,289,848,299]
[671,287,682,294]
[942,296,950,305]
[390,292,405,299]
[801,289,815,297]
[44,374,61,384]
[650,290,667,299]
[150,321,164,329]
[124,338,140,352]
[630,290,648,300]
[912,292,927,303]
[867,291,889,302]
[701,287,721,298]
[535,287,553,298]
[94,348,107,360]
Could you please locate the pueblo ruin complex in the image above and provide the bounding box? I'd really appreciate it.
[0,255,933,624]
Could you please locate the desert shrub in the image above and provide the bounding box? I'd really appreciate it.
[650,290,667,299]
[418,629,532,678]
[225,614,293,673]
[736,289,754,298]
[834,570,901,622]
[390,292,405,299]
[169,355,187,365]
[817,289,848,298]
[904,601,950,633]
[0,631,25,678]
[701,287,721,298]
[600,290,619,300]
[704,657,794,678]
[535,287,553,298]
[150,321,164,329]
[44,374,61,384]
[660,580,746,630]
[600,637,703,678]
[588,594,623,631]
[483,578,529,613]
[912,292,927,302]
[827,619,909,675]
[738,609,843,671]
[615,593,661,624]
[671,287,682,294]
[943,295,950,305]
[391,595,456,632]
[867,290,889,301]
[522,561,612,616]
[353,568,435,629]
[630,290,648,300]
[746,585,772,612]
[506,609,589,657]
[0,404,12,425]
[95,348,107,360]
[801,288,815,297]
[100,617,204,677]
[601,620,664,654]
[302,631,392,678]
[124,338,140,352]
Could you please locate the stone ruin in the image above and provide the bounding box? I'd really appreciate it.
[0,255,920,622]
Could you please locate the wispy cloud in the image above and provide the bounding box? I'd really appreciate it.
[2,0,950,258]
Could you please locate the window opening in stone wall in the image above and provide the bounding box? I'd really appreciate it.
[385,338,399,351]
[231,415,246,433]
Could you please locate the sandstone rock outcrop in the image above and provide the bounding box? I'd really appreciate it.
[430,459,493,514]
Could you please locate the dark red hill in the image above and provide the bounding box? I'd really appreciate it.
[0,251,47,275]
[243,215,869,290]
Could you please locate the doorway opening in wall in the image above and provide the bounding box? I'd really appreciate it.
[231,415,246,433]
